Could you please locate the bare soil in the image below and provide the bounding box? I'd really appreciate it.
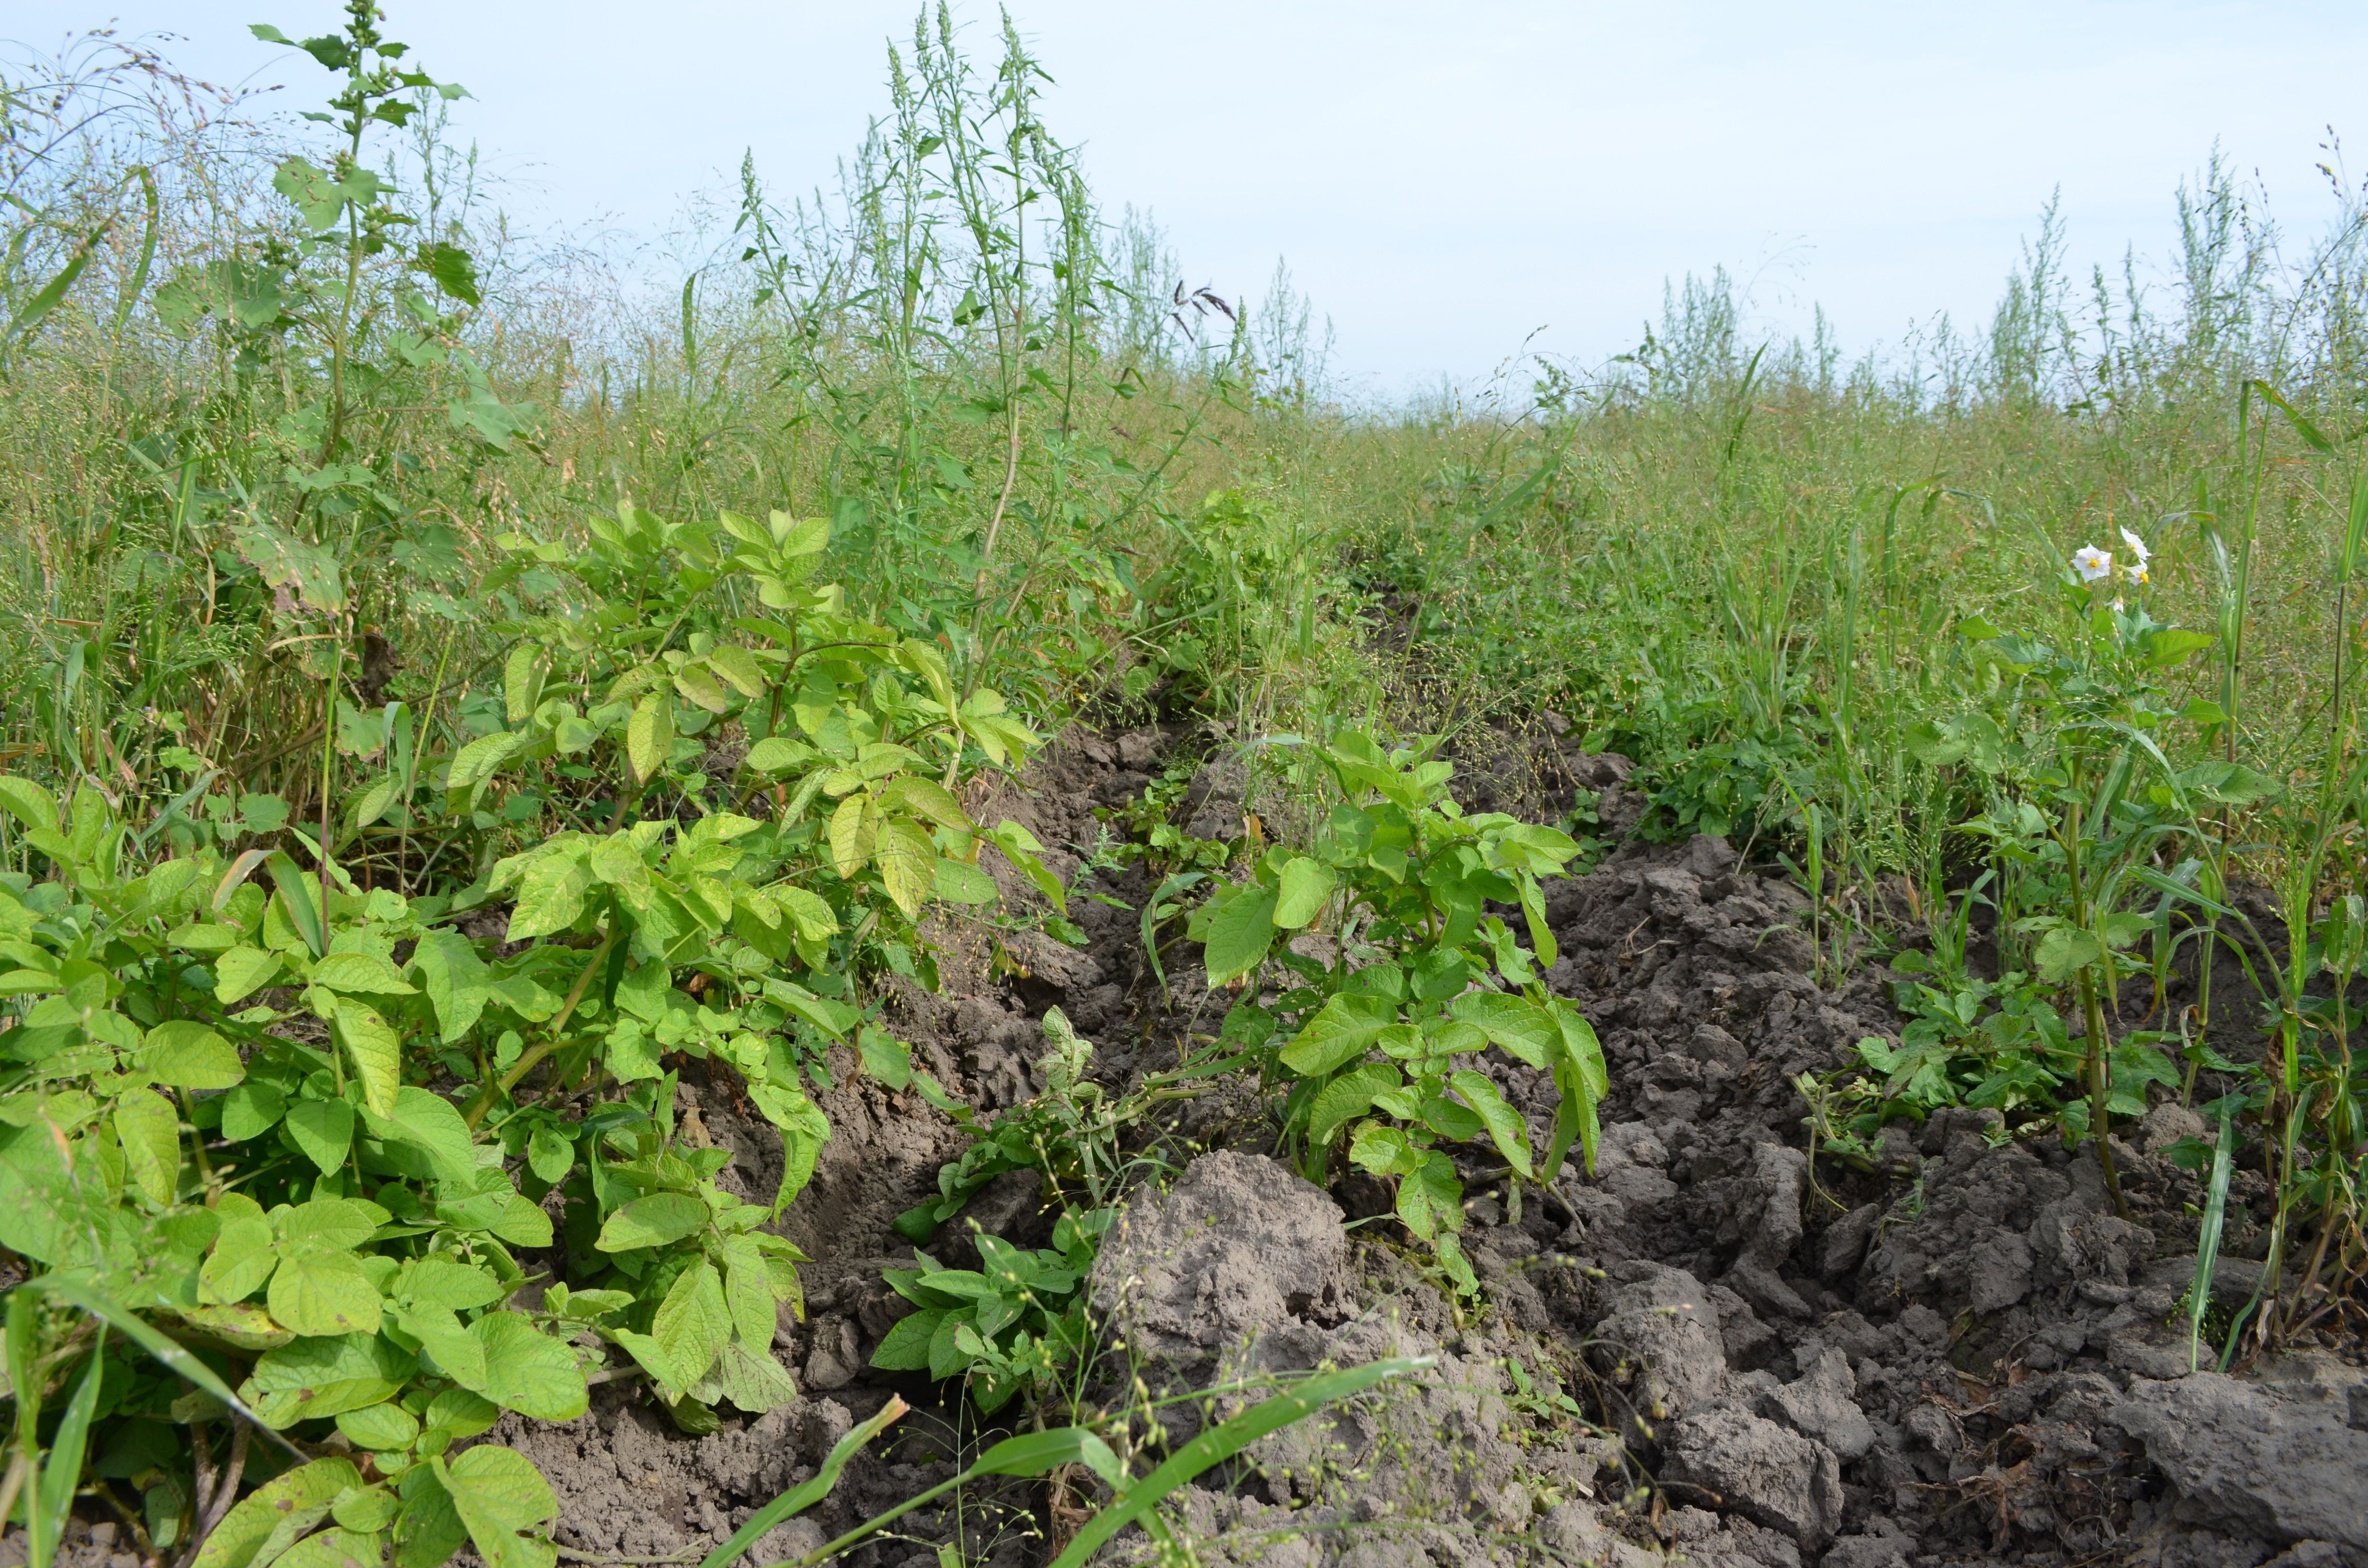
[29,723,2364,1568]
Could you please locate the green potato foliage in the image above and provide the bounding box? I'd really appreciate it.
[1183,731,1607,1293]
[0,480,1072,1563]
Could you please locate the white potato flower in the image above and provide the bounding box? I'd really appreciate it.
[2118,527,2151,584]
[2073,544,2114,583]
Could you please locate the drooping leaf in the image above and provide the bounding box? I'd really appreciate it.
[504,850,590,942]
[673,662,729,714]
[392,1301,484,1389]
[245,1332,414,1427]
[1447,992,1557,1069]
[309,952,417,996]
[361,1087,475,1186]
[609,1330,687,1406]
[875,817,937,917]
[201,1217,280,1303]
[1394,1150,1463,1241]
[867,1309,945,1372]
[277,1197,384,1251]
[710,1339,798,1415]
[503,644,545,723]
[721,1235,777,1352]
[410,930,492,1044]
[627,694,673,786]
[827,793,869,877]
[1347,1121,1419,1176]
[444,731,523,799]
[857,1027,913,1090]
[933,858,997,905]
[220,1081,288,1140]
[1448,1069,1533,1179]
[1542,1003,1607,1182]
[525,1126,573,1184]
[271,1526,383,1568]
[214,945,284,1005]
[395,1258,502,1312]
[489,1192,554,1249]
[747,1082,828,1213]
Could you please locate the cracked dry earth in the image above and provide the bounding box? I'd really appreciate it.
[500,727,2364,1568]
[39,726,2360,1568]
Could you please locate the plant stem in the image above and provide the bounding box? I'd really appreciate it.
[2078,967,2131,1219]
[463,928,617,1129]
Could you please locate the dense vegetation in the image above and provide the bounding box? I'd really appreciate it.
[0,5,2364,1565]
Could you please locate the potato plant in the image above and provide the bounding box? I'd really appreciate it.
[0,490,1058,1567]
[1187,731,1607,1292]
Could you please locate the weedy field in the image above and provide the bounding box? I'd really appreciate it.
[1,7,2366,1568]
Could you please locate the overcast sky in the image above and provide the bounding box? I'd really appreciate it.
[18,0,2368,396]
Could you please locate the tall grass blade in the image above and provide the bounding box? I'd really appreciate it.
[1048,1357,1431,1568]
[699,1396,904,1568]
[21,1275,305,1460]
[2188,1111,2236,1372]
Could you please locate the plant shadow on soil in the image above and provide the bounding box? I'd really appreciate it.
[93,722,2344,1568]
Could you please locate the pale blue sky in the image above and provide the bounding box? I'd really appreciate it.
[15,0,2368,393]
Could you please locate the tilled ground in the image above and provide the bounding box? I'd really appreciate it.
[37,725,2346,1568]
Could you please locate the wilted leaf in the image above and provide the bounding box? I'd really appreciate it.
[235,522,346,614]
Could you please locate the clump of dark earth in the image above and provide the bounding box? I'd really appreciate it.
[483,730,2368,1567]
[29,726,2364,1568]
